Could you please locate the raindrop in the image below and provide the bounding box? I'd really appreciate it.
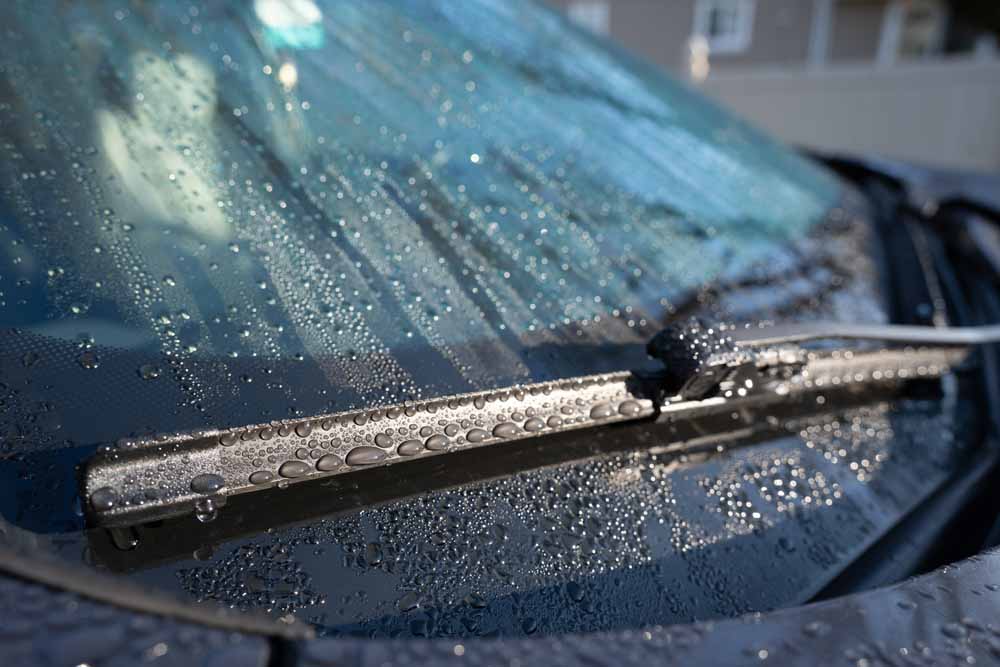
[316,454,341,471]
[802,621,830,638]
[278,460,311,478]
[190,473,225,494]
[77,351,100,370]
[249,471,275,485]
[589,403,615,419]
[397,591,420,612]
[398,440,423,456]
[493,422,519,438]
[346,446,387,466]
[138,364,162,380]
[425,434,449,450]
[90,487,118,511]
[523,417,545,432]
[618,400,642,416]
[466,428,489,443]
[374,433,393,448]
[194,498,217,523]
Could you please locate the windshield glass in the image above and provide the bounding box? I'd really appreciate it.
[0,0,931,643]
[1,0,838,403]
[0,0,851,537]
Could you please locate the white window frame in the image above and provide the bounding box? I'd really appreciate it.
[566,1,611,36]
[693,0,756,54]
[877,0,947,66]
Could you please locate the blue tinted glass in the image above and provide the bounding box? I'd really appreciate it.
[0,0,840,426]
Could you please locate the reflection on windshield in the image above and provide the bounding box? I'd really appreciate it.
[0,0,842,447]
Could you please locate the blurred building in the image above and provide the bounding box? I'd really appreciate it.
[547,0,1000,170]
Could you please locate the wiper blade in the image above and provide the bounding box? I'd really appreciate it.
[80,319,995,538]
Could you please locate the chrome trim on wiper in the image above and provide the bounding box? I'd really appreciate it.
[82,372,656,528]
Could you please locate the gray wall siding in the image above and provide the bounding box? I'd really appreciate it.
[545,0,693,72]
[830,0,886,62]
[701,57,1000,170]
[547,0,891,72]
[711,0,815,68]
[547,0,824,72]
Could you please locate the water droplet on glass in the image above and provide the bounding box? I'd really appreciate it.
[397,591,420,612]
[77,351,100,370]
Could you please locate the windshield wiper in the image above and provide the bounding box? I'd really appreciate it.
[80,319,997,555]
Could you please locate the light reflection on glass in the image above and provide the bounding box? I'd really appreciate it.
[688,35,711,82]
[278,61,299,89]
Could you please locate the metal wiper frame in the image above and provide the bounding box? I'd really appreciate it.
[81,320,993,545]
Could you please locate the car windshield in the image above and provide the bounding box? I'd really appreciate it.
[4,0,944,642]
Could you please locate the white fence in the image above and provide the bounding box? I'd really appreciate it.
[700,57,1000,172]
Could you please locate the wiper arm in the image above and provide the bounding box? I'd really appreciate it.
[80,319,996,541]
[731,321,1000,347]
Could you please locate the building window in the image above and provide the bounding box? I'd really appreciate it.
[877,0,948,65]
[566,1,610,36]
[693,0,756,54]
